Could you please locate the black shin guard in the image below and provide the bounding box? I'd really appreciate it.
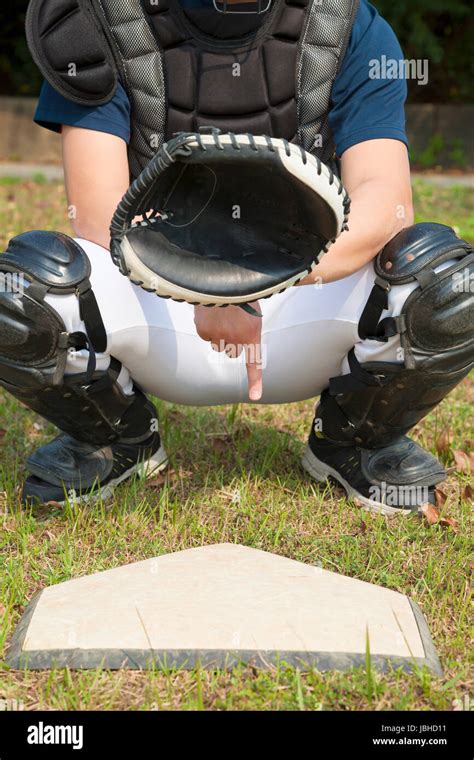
[305,224,473,511]
[315,223,474,449]
[0,231,155,445]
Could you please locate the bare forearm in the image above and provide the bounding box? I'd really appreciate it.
[309,177,413,284]
[298,139,413,285]
[71,216,115,250]
[62,126,130,250]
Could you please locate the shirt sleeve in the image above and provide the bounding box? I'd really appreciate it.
[329,0,408,158]
[34,80,131,144]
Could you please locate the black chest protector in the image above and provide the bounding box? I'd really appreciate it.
[26,0,358,179]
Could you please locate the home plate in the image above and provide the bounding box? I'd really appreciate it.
[6,543,441,673]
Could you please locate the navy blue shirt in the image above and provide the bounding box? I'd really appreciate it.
[34,0,408,158]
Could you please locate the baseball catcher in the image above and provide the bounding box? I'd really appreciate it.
[0,0,472,514]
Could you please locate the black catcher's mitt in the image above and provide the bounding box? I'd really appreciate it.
[110,130,350,308]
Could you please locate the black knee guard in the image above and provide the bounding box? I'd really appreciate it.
[316,223,474,447]
[0,231,153,445]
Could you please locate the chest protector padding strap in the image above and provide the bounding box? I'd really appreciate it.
[26,0,118,105]
[26,0,358,179]
[93,0,168,180]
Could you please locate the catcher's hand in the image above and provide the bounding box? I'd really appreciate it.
[110,129,350,308]
[194,301,263,401]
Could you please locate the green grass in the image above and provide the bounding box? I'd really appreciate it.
[0,180,473,711]
[412,179,474,240]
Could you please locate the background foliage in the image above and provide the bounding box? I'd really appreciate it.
[375,0,474,102]
[0,0,473,101]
